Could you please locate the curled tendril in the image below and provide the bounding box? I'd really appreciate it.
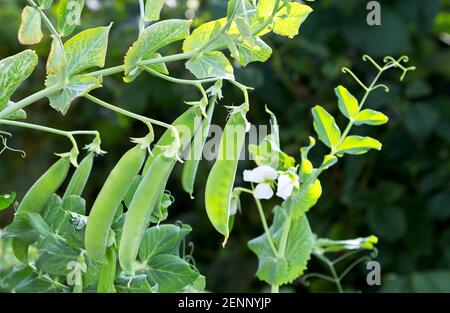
[383,55,416,81]
[371,84,390,93]
[341,67,369,91]
[338,255,373,281]
[0,134,26,158]
[300,273,337,287]
[362,55,382,71]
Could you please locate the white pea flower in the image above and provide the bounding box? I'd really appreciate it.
[276,168,300,200]
[243,166,278,199]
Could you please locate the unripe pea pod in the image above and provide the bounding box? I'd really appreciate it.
[182,98,216,197]
[119,154,174,274]
[17,156,71,213]
[204,111,247,243]
[63,152,94,200]
[13,156,70,262]
[97,247,117,293]
[85,145,146,262]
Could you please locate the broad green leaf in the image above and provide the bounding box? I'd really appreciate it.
[18,6,43,45]
[0,50,38,110]
[234,37,272,66]
[144,0,165,22]
[116,275,157,293]
[354,109,389,126]
[41,194,65,231]
[272,2,313,39]
[248,207,314,286]
[46,74,101,114]
[335,85,359,119]
[0,266,34,291]
[57,0,85,37]
[146,254,198,292]
[35,235,79,276]
[62,195,86,215]
[256,0,277,19]
[124,19,192,77]
[38,0,54,9]
[63,25,111,76]
[311,105,341,149]
[0,192,16,211]
[17,212,53,237]
[335,135,382,155]
[186,51,234,79]
[46,35,67,76]
[283,179,322,218]
[138,224,192,263]
[183,19,226,53]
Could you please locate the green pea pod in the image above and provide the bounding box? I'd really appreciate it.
[63,152,94,199]
[205,112,247,243]
[85,145,146,262]
[142,107,201,175]
[119,154,175,275]
[182,99,216,197]
[97,247,117,293]
[17,157,70,213]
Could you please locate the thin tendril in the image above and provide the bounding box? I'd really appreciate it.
[338,256,372,281]
[371,84,390,93]
[300,273,337,286]
[362,55,382,71]
[341,67,369,91]
[0,135,26,158]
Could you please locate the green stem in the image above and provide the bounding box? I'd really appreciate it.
[0,83,64,119]
[84,94,180,150]
[254,194,279,257]
[138,0,146,34]
[143,66,219,86]
[271,285,279,293]
[315,253,343,293]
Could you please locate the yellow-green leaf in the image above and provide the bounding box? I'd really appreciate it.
[18,6,43,45]
[124,19,192,77]
[311,105,341,149]
[186,51,234,79]
[57,0,85,37]
[63,25,111,77]
[273,2,313,39]
[0,50,38,110]
[46,35,67,76]
[336,136,382,155]
[355,109,389,126]
[144,0,165,22]
[183,19,226,53]
[335,85,359,119]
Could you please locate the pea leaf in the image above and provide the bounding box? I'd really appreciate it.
[18,6,43,45]
[284,179,322,218]
[146,254,199,292]
[335,135,382,155]
[186,51,234,79]
[63,25,111,77]
[57,0,85,37]
[183,19,226,53]
[38,0,54,9]
[124,19,192,78]
[46,74,102,114]
[0,192,16,211]
[272,2,313,39]
[35,235,80,276]
[311,105,341,149]
[46,35,67,76]
[248,207,314,286]
[335,85,359,119]
[234,37,272,66]
[139,224,192,263]
[354,109,389,126]
[0,50,38,110]
[144,0,165,22]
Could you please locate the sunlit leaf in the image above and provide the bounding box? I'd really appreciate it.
[144,0,165,22]
[186,51,234,79]
[311,105,341,149]
[335,85,359,119]
[336,135,382,155]
[57,0,85,37]
[273,2,313,39]
[354,109,389,126]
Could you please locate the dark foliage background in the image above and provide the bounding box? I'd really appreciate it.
[1,0,449,292]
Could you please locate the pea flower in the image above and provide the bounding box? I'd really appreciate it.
[276,168,300,200]
[243,166,278,199]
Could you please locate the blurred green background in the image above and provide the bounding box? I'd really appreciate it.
[0,0,449,292]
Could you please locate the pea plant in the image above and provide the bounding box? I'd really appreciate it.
[0,0,415,293]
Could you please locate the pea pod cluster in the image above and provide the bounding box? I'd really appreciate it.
[63,152,94,199]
